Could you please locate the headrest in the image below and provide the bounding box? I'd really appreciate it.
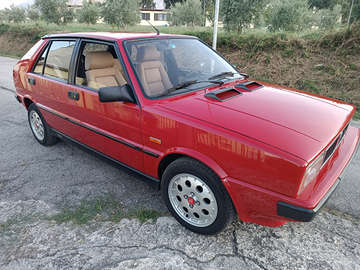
[85,51,114,70]
[136,46,160,62]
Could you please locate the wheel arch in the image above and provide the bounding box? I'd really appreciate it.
[157,148,228,183]
[23,97,34,110]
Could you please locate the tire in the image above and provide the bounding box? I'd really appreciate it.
[28,103,59,146]
[161,157,236,235]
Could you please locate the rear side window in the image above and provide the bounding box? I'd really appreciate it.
[33,40,76,82]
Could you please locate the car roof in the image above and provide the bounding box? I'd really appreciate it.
[42,32,195,41]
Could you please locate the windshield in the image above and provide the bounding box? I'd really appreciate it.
[125,38,242,98]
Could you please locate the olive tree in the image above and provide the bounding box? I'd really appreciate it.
[35,0,75,25]
[140,0,156,8]
[169,0,203,29]
[267,0,312,32]
[27,6,41,22]
[220,0,266,34]
[77,0,99,25]
[315,4,342,30]
[100,0,141,29]
[4,4,26,23]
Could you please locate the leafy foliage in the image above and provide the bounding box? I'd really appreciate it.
[169,0,203,29]
[164,0,184,9]
[220,0,266,34]
[350,2,360,24]
[35,0,75,25]
[315,4,342,30]
[4,4,26,24]
[77,0,99,25]
[268,0,312,32]
[26,6,41,22]
[140,0,156,8]
[100,0,141,29]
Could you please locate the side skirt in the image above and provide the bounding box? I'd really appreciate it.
[53,129,161,191]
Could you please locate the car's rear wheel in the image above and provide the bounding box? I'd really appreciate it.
[161,157,236,234]
[28,103,59,146]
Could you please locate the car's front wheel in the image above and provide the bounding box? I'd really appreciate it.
[161,157,236,234]
[28,103,59,146]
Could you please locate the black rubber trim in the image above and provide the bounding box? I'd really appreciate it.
[278,137,360,222]
[14,94,21,103]
[277,178,341,222]
[53,129,160,191]
[38,105,142,152]
[143,149,160,158]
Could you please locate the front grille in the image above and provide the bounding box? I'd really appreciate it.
[322,123,349,167]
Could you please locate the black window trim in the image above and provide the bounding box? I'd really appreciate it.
[68,38,141,107]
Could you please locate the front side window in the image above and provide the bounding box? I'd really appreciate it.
[74,41,128,90]
[33,40,76,82]
[125,38,242,98]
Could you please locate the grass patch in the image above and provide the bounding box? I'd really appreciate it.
[51,194,167,225]
[354,111,360,121]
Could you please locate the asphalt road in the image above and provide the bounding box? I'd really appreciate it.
[1,56,360,270]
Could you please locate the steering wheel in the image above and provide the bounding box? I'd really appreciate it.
[180,69,202,83]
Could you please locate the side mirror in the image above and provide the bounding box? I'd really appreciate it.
[98,84,135,103]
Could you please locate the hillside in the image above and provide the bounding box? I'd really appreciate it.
[1,22,359,112]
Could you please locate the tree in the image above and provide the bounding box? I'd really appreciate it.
[164,0,183,9]
[315,4,342,30]
[77,0,99,25]
[0,10,6,23]
[308,0,338,10]
[27,6,41,22]
[100,0,141,29]
[220,0,266,34]
[169,0,203,29]
[35,0,75,25]
[4,4,26,23]
[140,0,156,8]
[349,1,360,23]
[205,0,216,26]
[267,0,312,32]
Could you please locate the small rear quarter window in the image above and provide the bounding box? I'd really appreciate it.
[21,39,45,60]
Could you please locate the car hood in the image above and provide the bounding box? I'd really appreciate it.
[158,82,354,162]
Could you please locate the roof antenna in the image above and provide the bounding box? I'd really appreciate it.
[125,0,160,35]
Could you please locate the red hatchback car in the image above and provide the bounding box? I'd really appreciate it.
[13,32,360,234]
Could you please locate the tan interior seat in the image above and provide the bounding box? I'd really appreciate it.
[113,59,126,79]
[135,46,172,96]
[85,51,127,90]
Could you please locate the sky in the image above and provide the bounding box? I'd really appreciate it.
[0,0,34,10]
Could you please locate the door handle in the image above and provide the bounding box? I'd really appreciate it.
[68,90,79,101]
[28,77,36,85]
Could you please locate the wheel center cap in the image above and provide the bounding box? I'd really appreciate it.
[188,197,195,205]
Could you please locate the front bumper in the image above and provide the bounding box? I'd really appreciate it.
[277,131,360,222]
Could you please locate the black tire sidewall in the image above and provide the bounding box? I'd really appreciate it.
[28,103,57,146]
[161,157,233,235]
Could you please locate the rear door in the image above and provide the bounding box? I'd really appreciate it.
[29,39,77,135]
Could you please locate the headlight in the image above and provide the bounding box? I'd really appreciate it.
[298,152,325,195]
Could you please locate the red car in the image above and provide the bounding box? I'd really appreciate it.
[13,32,360,234]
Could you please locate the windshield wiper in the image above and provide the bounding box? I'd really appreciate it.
[157,80,224,97]
[208,72,235,81]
